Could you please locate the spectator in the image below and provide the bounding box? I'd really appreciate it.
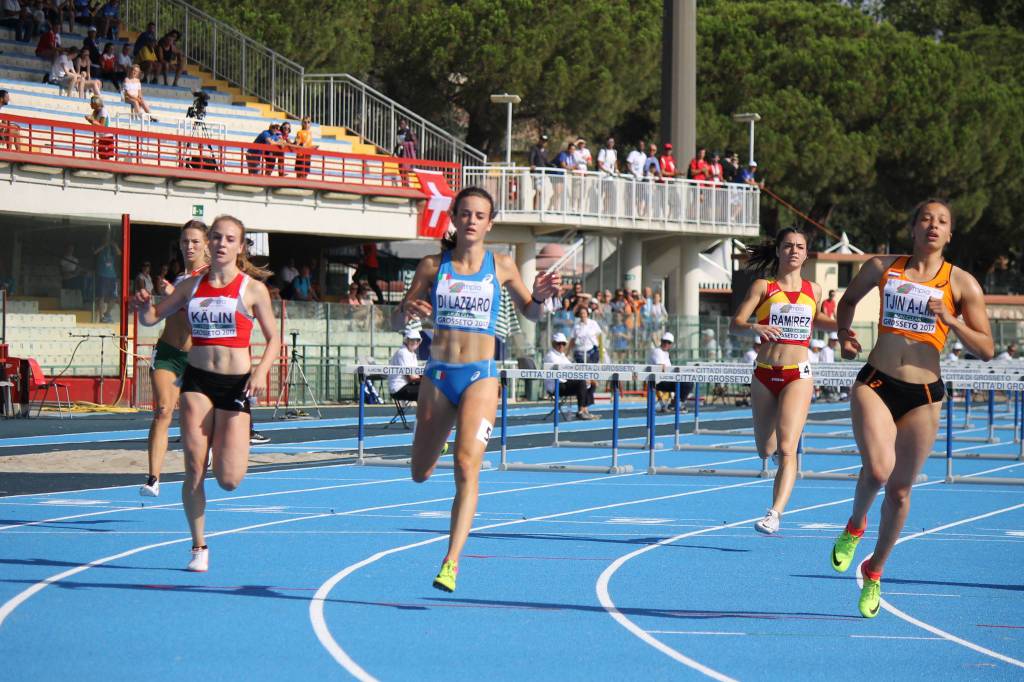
[279,257,299,287]
[354,242,384,304]
[642,290,667,340]
[248,123,281,175]
[28,2,46,37]
[687,146,708,181]
[809,338,824,363]
[647,332,692,413]
[388,329,422,402]
[83,94,107,126]
[35,23,61,61]
[71,0,95,28]
[574,138,591,171]
[527,133,550,209]
[133,261,153,295]
[736,160,761,187]
[610,312,630,362]
[701,328,719,361]
[293,116,317,178]
[122,64,156,119]
[569,305,603,364]
[626,140,646,179]
[610,288,628,314]
[95,0,117,39]
[116,42,133,75]
[722,150,739,183]
[264,121,290,176]
[820,289,837,318]
[544,332,597,419]
[59,243,90,301]
[98,42,124,91]
[343,281,362,305]
[400,124,417,159]
[83,25,101,68]
[995,342,1017,361]
[549,141,575,209]
[48,47,80,94]
[553,296,575,337]
[945,341,963,362]
[597,137,617,176]
[659,142,677,178]
[72,47,102,97]
[156,29,183,86]
[644,144,661,179]
[707,150,724,184]
[93,233,120,323]
[0,89,25,152]
[135,31,160,83]
[743,338,761,363]
[290,265,316,302]
[820,332,837,363]
[2,0,33,42]
[133,20,156,59]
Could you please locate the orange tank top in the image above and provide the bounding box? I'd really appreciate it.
[877,256,955,352]
[754,279,816,347]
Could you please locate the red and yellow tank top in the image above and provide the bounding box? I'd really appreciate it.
[877,256,955,352]
[755,279,816,347]
[187,272,254,348]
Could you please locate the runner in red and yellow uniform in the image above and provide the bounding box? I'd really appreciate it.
[829,199,993,618]
[731,227,836,534]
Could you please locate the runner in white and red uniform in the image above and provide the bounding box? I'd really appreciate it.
[134,215,280,572]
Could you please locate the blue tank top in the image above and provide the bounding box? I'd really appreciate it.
[430,250,500,336]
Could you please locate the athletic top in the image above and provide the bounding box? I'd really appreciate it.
[877,256,955,352]
[430,250,500,336]
[187,272,253,347]
[755,279,816,347]
[173,265,209,288]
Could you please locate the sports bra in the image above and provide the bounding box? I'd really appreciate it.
[877,256,955,352]
[187,272,253,348]
[754,279,816,347]
[430,250,500,336]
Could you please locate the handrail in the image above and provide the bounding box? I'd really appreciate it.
[462,165,761,232]
[0,113,461,193]
[120,0,486,167]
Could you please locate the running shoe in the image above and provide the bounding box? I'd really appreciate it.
[250,430,271,445]
[754,508,780,534]
[831,529,862,573]
[859,563,881,618]
[187,546,209,572]
[139,477,159,497]
[432,559,458,593]
[441,442,449,456]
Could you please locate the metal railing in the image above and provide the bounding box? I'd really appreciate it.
[121,0,487,166]
[0,114,461,191]
[462,166,761,232]
[302,74,486,166]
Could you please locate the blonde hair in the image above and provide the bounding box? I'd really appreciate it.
[210,215,273,281]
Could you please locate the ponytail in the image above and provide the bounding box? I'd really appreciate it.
[211,214,274,281]
[744,227,807,277]
[443,186,496,251]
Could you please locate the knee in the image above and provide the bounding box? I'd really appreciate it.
[884,483,912,509]
[861,463,891,489]
[153,404,173,423]
[453,456,479,483]
[410,468,432,484]
[216,473,242,491]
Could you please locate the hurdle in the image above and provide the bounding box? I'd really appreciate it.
[352,365,493,470]
[499,367,634,474]
[946,377,1024,486]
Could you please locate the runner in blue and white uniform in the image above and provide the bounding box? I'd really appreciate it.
[393,187,560,592]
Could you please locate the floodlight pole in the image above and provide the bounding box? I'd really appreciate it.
[732,112,762,165]
[490,93,521,166]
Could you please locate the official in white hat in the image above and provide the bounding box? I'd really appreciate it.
[544,331,596,419]
[388,329,423,401]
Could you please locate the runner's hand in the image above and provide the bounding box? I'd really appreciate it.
[927,297,957,327]
[245,370,267,400]
[132,289,152,310]
[839,328,861,360]
[751,323,782,342]
[401,299,432,321]
[532,272,561,301]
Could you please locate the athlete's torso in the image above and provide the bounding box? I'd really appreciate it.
[428,250,502,364]
[186,270,255,375]
[754,278,816,365]
[160,265,208,350]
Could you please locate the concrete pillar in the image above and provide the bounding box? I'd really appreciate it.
[673,237,706,360]
[622,235,643,292]
[515,241,537,354]
[662,0,697,162]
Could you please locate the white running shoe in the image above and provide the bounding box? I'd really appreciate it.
[187,547,209,572]
[139,478,159,497]
[754,508,781,535]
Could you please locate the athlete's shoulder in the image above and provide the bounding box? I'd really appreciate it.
[949,264,984,295]
[863,255,901,276]
[417,254,443,275]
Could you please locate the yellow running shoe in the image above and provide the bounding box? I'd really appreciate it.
[859,572,882,618]
[432,559,458,593]
[441,442,449,456]
[831,529,862,573]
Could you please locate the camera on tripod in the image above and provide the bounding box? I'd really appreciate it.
[186,90,210,121]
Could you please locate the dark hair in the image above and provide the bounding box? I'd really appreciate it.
[744,227,808,276]
[0,89,7,99]
[441,186,495,251]
[909,197,955,233]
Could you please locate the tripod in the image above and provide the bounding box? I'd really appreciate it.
[274,332,322,419]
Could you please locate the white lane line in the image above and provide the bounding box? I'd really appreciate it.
[858,501,1024,669]
[309,475,796,682]
[647,630,746,636]
[886,592,961,598]
[0,471,647,630]
[850,634,944,641]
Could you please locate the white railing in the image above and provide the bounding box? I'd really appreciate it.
[462,166,761,232]
[176,118,226,140]
[302,74,486,166]
[121,0,486,166]
[112,111,155,132]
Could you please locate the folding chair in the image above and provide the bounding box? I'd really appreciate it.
[389,394,412,429]
[517,356,570,421]
[27,358,72,419]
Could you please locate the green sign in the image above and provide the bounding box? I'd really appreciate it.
[192,205,204,217]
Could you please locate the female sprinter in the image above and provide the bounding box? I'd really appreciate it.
[830,199,992,617]
[139,220,209,497]
[393,187,560,592]
[134,215,280,571]
[730,227,835,534]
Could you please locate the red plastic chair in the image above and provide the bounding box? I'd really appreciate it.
[27,358,72,419]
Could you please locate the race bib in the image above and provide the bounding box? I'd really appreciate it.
[768,302,813,341]
[189,296,238,339]
[882,278,941,333]
[434,275,495,330]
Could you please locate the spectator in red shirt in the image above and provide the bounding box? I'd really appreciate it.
[35,24,60,60]
[688,146,708,182]
[355,242,384,303]
[821,289,837,318]
[659,143,677,178]
[707,150,724,184]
